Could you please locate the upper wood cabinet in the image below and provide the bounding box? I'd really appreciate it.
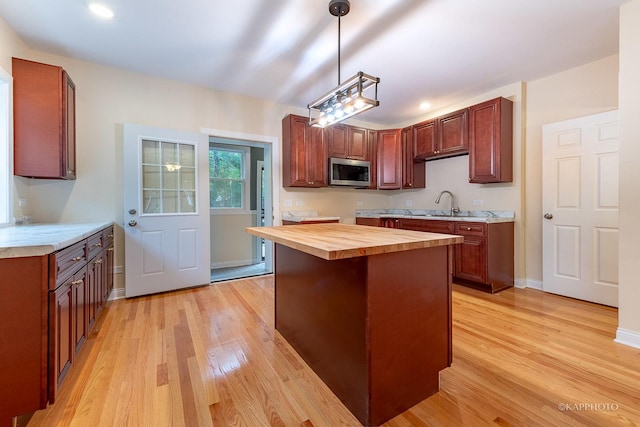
[468,97,513,183]
[402,126,425,189]
[328,125,368,160]
[282,114,328,188]
[366,129,377,189]
[376,129,402,190]
[12,57,76,180]
[377,128,424,190]
[414,108,468,161]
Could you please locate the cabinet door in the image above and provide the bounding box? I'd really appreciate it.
[12,58,76,180]
[402,127,425,189]
[347,127,368,160]
[282,115,328,187]
[377,129,402,189]
[367,130,377,189]
[469,97,513,183]
[413,119,438,159]
[51,280,73,392]
[401,127,414,189]
[328,125,348,158]
[439,108,468,156]
[383,218,401,228]
[62,71,76,179]
[454,236,487,284]
[105,247,115,300]
[86,256,103,329]
[72,268,87,354]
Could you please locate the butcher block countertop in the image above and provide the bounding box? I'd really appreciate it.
[246,223,463,260]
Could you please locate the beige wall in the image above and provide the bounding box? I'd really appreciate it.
[524,55,619,285]
[210,213,259,268]
[618,0,640,344]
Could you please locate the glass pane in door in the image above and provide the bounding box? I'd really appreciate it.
[141,138,197,214]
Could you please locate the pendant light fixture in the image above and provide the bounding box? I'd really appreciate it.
[308,0,380,128]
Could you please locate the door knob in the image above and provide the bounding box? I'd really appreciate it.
[544,213,553,220]
[128,220,138,227]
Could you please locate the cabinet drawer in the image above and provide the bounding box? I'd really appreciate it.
[454,222,486,237]
[400,219,454,234]
[87,232,104,260]
[52,241,86,288]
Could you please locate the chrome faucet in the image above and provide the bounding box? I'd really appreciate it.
[435,190,460,216]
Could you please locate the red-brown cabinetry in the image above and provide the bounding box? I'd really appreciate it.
[468,97,513,183]
[282,114,328,188]
[356,217,513,293]
[12,57,76,180]
[0,224,114,423]
[414,108,468,161]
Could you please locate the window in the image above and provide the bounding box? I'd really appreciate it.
[0,67,12,227]
[209,144,249,210]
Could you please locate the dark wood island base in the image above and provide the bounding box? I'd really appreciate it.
[274,243,453,426]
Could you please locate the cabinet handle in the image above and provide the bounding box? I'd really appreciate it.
[93,242,102,247]
[72,256,82,262]
[94,259,103,265]
[466,227,472,231]
[108,234,114,238]
[108,247,114,252]
[72,279,84,285]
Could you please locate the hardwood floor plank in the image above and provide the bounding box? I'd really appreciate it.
[26,278,640,426]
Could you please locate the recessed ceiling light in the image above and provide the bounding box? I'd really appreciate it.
[88,2,114,19]
[419,102,431,110]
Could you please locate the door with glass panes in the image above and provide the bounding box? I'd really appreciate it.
[123,123,210,297]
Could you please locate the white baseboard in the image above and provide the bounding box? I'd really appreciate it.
[526,279,543,290]
[211,259,261,269]
[513,278,542,290]
[109,287,126,300]
[615,328,640,349]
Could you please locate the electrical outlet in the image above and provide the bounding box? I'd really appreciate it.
[18,198,27,207]
[473,199,483,206]
[295,200,304,206]
[405,199,413,207]
[284,199,293,207]
[356,200,364,207]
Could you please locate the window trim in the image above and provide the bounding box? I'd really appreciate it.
[209,144,251,214]
[0,66,13,227]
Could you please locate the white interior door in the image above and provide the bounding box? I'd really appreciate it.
[123,124,210,297]
[542,110,619,307]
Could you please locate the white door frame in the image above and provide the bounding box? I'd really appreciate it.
[201,127,278,273]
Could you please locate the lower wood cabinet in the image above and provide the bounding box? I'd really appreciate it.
[356,217,514,293]
[48,225,114,403]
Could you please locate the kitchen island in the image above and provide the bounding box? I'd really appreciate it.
[245,223,463,426]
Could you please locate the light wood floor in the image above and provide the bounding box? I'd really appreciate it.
[27,277,640,426]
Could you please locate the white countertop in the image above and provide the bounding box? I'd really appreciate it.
[0,222,113,259]
[356,209,515,224]
[281,210,340,223]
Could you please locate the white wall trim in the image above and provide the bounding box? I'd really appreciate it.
[513,278,543,290]
[211,259,260,269]
[614,328,640,349]
[109,287,126,300]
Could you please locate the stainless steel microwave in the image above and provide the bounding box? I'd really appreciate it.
[329,158,371,187]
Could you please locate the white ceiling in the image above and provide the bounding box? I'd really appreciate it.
[0,0,627,126]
